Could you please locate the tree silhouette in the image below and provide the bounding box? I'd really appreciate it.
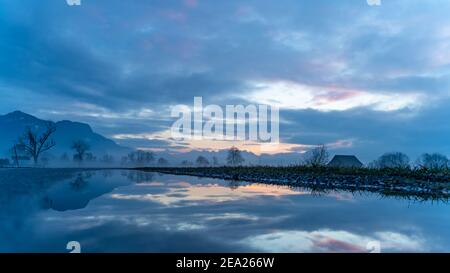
[375,152,410,169]
[158,157,169,167]
[226,146,245,166]
[303,144,329,167]
[416,153,448,170]
[180,160,193,166]
[71,140,90,163]
[125,150,155,166]
[196,156,210,167]
[10,144,25,167]
[157,157,169,166]
[100,154,115,164]
[18,122,56,165]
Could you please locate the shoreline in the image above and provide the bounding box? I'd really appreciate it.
[138,166,450,201]
[2,166,449,201]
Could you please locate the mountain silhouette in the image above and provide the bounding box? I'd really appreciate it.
[0,111,130,159]
[0,111,306,166]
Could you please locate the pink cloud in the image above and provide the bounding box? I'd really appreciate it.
[315,90,361,103]
[314,237,366,253]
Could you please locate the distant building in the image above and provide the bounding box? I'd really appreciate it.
[328,155,363,168]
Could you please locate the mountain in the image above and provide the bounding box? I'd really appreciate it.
[0,111,305,166]
[0,111,130,159]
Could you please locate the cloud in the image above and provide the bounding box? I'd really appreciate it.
[111,183,307,207]
[1,0,450,159]
[241,229,425,252]
[244,80,425,112]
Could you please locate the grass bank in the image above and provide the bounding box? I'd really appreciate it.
[137,166,450,201]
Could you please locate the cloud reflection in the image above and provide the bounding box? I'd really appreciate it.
[0,170,447,252]
[241,229,425,253]
[111,182,307,206]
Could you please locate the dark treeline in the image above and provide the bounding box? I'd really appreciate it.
[293,145,450,174]
[0,125,147,168]
[0,124,175,168]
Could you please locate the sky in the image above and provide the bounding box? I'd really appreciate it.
[1,0,450,162]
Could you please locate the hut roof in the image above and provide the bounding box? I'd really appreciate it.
[328,155,363,168]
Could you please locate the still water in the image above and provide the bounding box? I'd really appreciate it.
[0,169,449,253]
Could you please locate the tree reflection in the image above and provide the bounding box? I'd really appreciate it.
[228,181,240,191]
[123,171,154,184]
[70,174,89,191]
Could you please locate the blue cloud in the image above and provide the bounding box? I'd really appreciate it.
[0,0,449,160]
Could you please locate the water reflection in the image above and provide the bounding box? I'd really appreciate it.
[0,169,449,253]
[111,181,308,206]
[122,171,154,184]
[41,172,130,211]
[241,230,424,253]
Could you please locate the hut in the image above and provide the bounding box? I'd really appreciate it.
[327,155,363,168]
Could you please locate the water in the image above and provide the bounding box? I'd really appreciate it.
[0,169,449,253]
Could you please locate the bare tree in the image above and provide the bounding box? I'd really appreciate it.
[226,146,245,166]
[10,144,22,168]
[136,150,155,166]
[100,154,115,164]
[375,152,410,169]
[125,150,155,166]
[303,144,329,167]
[196,156,210,167]
[157,157,169,166]
[71,140,90,163]
[84,152,96,162]
[180,160,193,167]
[416,153,448,170]
[18,122,56,165]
